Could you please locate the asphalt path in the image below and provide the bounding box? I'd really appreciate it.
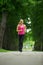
[0,51,43,65]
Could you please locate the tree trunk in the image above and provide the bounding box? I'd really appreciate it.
[0,12,7,48]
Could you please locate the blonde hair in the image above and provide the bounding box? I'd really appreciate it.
[19,19,24,24]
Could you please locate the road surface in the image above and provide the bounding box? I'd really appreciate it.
[0,51,43,65]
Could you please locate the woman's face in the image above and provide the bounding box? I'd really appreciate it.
[19,19,24,24]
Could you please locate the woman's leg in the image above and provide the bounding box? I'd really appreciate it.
[19,35,24,52]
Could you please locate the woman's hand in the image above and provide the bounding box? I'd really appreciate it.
[17,29,22,32]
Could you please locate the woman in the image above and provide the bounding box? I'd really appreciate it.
[16,19,27,52]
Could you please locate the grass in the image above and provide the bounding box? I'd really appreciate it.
[0,49,10,52]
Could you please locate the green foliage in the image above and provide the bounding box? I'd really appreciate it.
[29,0,43,51]
[1,0,43,51]
[31,1,43,41]
[2,0,33,50]
[0,0,15,12]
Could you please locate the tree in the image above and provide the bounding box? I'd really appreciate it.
[0,0,31,50]
[34,1,43,51]
[29,0,43,51]
[0,0,15,48]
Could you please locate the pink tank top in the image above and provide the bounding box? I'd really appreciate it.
[18,24,25,35]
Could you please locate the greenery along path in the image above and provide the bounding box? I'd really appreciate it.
[0,51,43,65]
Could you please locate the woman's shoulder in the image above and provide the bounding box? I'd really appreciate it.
[23,24,27,28]
[23,24,26,27]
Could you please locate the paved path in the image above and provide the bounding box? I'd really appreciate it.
[0,51,43,65]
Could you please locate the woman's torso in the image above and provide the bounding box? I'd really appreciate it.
[18,24,25,35]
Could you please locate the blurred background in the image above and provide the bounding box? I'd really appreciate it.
[0,0,43,51]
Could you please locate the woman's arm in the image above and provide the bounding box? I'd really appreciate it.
[24,25,27,33]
